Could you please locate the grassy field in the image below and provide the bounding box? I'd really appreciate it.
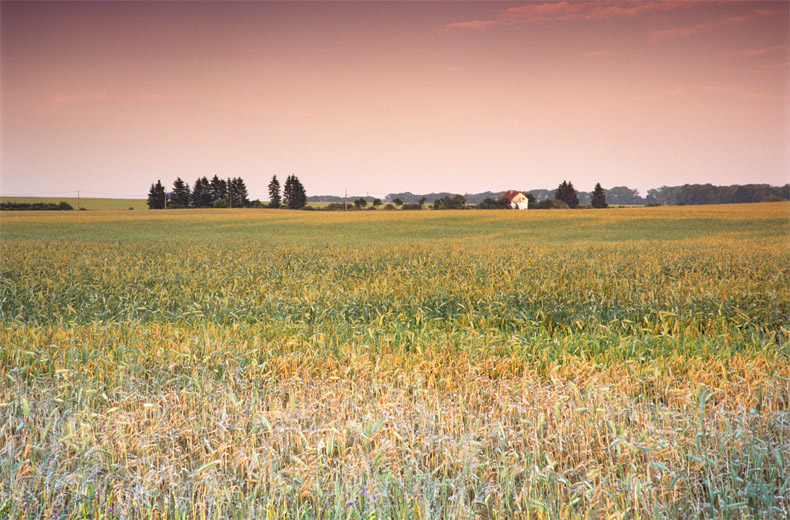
[0,197,145,211]
[1,203,789,519]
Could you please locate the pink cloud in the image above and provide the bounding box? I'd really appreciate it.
[723,45,788,57]
[650,15,746,42]
[445,1,696,30]
[444,20,498,31]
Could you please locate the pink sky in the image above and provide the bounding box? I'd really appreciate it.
[1,1,788,199]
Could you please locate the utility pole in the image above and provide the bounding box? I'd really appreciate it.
[164,189,167,209]
[344,188,348,211]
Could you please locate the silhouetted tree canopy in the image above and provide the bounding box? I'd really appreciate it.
[591,183,608,208]
[268,175,281,208]
[555,181,579,208]
[283,175,307,209]
[147,180,166,209]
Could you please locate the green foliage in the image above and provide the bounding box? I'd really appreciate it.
[393,197,403,206]
[283,174,307,209]
[268,175,281,208]
[0,201,74,211]
[191,176,212,207]
[477,197,509,209]
[432,194,466,209]
[147,180,166,209]
[354,198,367,209]
[228,177,249,207]
[591,182,608,208]
[212,198,229,208]
[210,175,228,203]
[555,180,579,208]
[533,199,559,209]
[171,177,191,207]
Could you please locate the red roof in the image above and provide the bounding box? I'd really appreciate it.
[499,190,524,201]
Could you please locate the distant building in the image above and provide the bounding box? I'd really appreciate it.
[499,190,529,210]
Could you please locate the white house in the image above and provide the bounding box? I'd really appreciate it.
[499,190,529,210]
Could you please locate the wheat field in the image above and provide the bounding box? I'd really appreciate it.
[1,203,789,519]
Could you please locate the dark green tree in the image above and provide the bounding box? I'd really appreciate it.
[354,198,367,209]
[444,194,466,209]
[477,197,509,209]
[591,183,608,208]
[228,177,249,207]
[606,186,641,205]
[393,197,403,207]
[418,196,427,207]
[210,175,227,203]
[283,174,307,209]
[171,177,191,208]
[555,181,579,208]
[268,175,281,208]
[147,180,166,209]
[191,177,212,207]
[373,198,382,207]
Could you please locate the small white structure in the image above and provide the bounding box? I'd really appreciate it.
[499,190,529,210]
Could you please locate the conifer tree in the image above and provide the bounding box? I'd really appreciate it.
[555,180,579,208]
[147,180,166,209]
[283,174,307,209]
[591,182,608,208]
[268,175,281,208]
[191,177,212,207]
[171,177,191,208]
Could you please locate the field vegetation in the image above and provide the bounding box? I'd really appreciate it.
[1,203,789,519]
[0,198,145,211]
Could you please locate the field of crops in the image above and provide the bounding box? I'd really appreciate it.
[1,203,789,519]
[0,197,145,211]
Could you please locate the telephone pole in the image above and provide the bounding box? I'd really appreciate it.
[344,188,348,210]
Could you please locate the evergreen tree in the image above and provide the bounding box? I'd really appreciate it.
[230,177,249,207]
[147,180,166,209]
[210,175,227,202]
[268,175,281,208]
[171,177,191,208]
[591,182,608,208]
[191,177,212,207]
[555,180,579,208]
[283,174,307,209]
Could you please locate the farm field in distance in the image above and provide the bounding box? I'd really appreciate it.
[0,197,146,211]
[1,203,789,519]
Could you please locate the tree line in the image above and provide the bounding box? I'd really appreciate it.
[147,175,307,209]
[0,201,75,211]
[376,183,789,207]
